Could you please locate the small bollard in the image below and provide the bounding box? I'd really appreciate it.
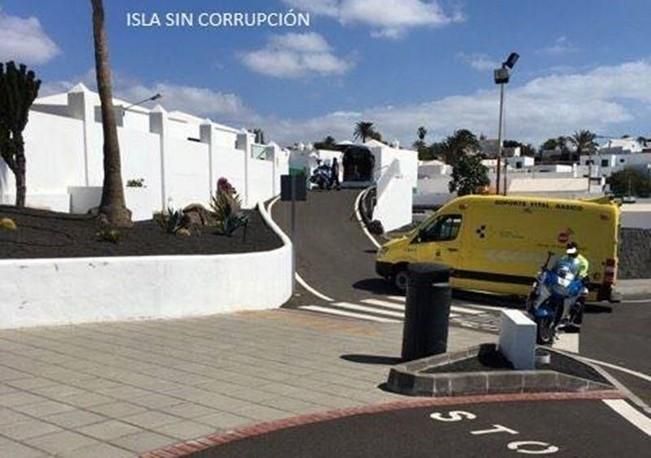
[401,263,452,361]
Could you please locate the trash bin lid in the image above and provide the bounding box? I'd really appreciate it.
[408,263,450,284]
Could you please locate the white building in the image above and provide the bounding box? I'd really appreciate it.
[0,84,289,219]
[507,155,535,170]
[579,152,651,177]
[287,139,417,232]
[479,139,521,158]
[597,138,644,155]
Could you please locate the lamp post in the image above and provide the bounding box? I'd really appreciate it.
[494,52,519,195]
[123,93,162,111]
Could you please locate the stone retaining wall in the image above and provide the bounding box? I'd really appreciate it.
[619,228,651,279]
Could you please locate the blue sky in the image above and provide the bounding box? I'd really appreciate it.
[1,0,650,146]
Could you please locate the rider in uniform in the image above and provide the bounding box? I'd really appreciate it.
[555,241,589,328]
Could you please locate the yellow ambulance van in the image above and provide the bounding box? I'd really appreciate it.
[375,195,620,301]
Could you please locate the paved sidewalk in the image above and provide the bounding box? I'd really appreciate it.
[0,309,493,457]
[616,278,651,299]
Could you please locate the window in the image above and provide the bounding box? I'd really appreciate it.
[601,159,609,167]
[419,214,462,242]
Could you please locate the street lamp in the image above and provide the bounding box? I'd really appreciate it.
[494,52,519,195]
[123,93,162,111]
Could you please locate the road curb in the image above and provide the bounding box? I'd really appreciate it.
[139,390,622,458]
[386,345,613,397]
[614,278,651,301]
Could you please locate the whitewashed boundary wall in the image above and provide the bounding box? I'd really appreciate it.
[0,202,293,329]
[0,84,289,218]
[373,159,413,232]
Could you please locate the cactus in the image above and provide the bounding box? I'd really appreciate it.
[0,61,41,207]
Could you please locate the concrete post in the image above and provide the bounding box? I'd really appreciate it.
[200,121,215,198]
[67,84,94,187]
[149,105,170,212]
[237,130,253,208]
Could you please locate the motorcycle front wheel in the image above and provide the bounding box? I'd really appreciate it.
[536,315,555,345]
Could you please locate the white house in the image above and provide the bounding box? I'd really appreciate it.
[579,152,651,177]
[0,84,289,219]
[597,138,644,155]
[479,139,521,158]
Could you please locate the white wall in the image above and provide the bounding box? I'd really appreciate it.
[119,127,162,213]
[2,85,281,216]
[373,159,413,231]
[0,203,293,329]
[213,147,246,203]
[415,175,453,207]
[166,138,211,207]
[0,111,86,196]
[247,159,274,207]
[367,142,418,190]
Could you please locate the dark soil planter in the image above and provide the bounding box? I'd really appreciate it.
[0,206,283,259]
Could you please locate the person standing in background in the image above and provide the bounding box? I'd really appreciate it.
[331,158,341,190]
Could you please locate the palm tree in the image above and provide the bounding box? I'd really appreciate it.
[556,136,571,161]
[353,121,375,143]
[91,0,132,227]
[417,126,427,142]
[413,126,428,156]
[569,130,597,162]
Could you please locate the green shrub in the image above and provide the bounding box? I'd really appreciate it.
[608,168,651,197]
[154,206,185,234]
[96,228,120,243]
[0,217,17,231]
[126,178,145,188]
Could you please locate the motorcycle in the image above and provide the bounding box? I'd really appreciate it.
[526,252,586,345]
[309,163,335,190]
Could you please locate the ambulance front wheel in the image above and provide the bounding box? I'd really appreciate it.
[393,267,409,292]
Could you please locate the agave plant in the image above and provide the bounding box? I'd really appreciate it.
[210,178,248,236]
[154,205,185,234]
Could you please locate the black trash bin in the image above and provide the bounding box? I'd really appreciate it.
[401,263,452,361]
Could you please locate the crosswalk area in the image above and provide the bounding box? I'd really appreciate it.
[299,295,507,333]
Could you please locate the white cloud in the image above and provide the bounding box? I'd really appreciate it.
[457,52,500,71]
[283,0,462,38]
[123,83,249,118]
[538,36,579,56]
[42,60,651,148]
[259,60,651,146]
[239,32,353,78]
[0,9,60,65]
[41,71,251,122]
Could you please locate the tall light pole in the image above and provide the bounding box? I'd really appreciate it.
[123,93,162,111]
[494,52,519,195]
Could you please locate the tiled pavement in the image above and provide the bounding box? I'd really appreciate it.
[0,309,493,457]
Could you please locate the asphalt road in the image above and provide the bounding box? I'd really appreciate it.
[260,190,651,457]
[580,300,651,404]
[270,189,506,332]
[191,400,650,458]
[272,189,389,302]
